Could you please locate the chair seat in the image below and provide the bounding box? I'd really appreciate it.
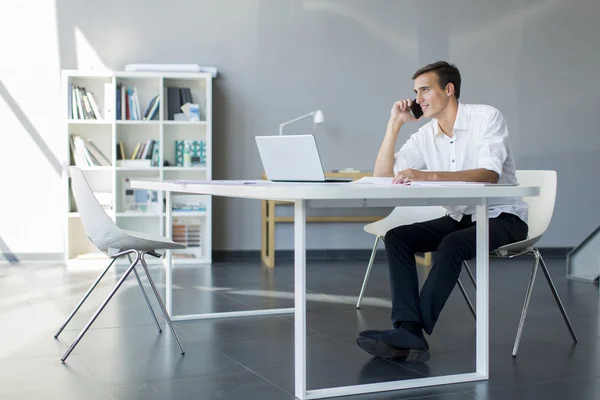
[117,229,187,252]
[364,207,446,236]
[493,235,541,257]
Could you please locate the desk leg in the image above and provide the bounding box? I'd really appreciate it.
[475,200,489,377]
[267,200,276,267]
[294,200,307,399]
[165,190,173,317]
[261,200,276,268]
[261,200,268,265]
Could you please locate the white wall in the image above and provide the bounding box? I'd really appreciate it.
[0,0,65,260]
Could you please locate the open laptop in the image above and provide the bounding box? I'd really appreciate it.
[255,135,353,182]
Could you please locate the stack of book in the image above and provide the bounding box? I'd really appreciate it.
[69,85,102,120]
[166,87,194,120]
[69,134,111,167]
[116,139,159,167]
[116,85,159,121]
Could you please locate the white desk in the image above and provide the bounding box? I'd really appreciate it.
[130,180,539,400]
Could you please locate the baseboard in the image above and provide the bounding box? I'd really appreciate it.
[212,247,574,263]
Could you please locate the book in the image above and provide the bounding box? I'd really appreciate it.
[167,87,181,120]
[130,143,141,160]
[147,97,160,120]
[68,83,73,119]
[143,95,159,120]
[117,141,126,160]
[86,139,111,166]
[116,83,122,120]
[86,91,103,120]
[80,88,96,119]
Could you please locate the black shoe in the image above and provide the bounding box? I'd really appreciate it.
[356,337,430,363]
[358,327,429,350]
[356,327,430,364]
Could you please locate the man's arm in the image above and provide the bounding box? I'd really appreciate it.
[374,99,421,177]
[429,169,499,183]
[394,168,499,184]
[374,119,403,177]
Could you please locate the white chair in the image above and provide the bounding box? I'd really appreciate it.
[356,206,477,319]
[462,170,577,356]
[55,167,187,362]
[356,170,577,357]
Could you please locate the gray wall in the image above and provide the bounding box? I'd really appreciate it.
[55,0,600,251]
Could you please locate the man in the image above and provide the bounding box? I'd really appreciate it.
[356,61,529,364]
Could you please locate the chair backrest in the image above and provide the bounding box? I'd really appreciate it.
[69,167,123,252]
[516,170,557,239]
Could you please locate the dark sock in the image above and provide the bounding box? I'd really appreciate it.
[395,321,423,337]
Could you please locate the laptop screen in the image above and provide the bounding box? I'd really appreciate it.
[255,135,328,181]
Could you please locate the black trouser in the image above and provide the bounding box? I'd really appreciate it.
[384,212,528,335]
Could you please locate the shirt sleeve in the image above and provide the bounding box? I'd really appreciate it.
[477,109,509,177]
[393,132,426,175]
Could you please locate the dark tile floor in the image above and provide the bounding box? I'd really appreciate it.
[0,254,598,399]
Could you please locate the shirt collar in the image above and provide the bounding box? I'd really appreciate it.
[433,102,468,137]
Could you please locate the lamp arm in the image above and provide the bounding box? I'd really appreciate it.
[279,112,316,135]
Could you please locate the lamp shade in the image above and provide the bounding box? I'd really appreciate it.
[313,109,324,124]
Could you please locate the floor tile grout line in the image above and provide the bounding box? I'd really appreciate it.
[210,346,297,396]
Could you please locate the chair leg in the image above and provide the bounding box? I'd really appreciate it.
[457,278,476,319]
[139,253,185,355]
[357,236,381,309]
[512,250,540,357]
[61,251,142,362]
[463,260,476,288]
[128,253,162,333]
[537,251,578,344]
[54,257,118,339]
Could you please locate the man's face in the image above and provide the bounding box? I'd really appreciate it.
[413,71,450,119]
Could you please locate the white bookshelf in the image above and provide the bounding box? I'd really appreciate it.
[63,70,213,266]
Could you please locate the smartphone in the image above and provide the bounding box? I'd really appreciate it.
[410,100,423,119]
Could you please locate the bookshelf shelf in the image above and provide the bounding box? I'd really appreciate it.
[116,120,160,125]
[63,70,213,266]
[115,167,160,171]
[68,120,112,125]
[116,213,162,218]
[78,166,113,171]
[162,167,207,171]
[172,211,207,217]
[162,121,207,125]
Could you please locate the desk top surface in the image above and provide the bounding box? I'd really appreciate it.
[130,179,540,201]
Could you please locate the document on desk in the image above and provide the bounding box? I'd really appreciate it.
[349,177,395,185]
[350,177,517,186]
[174,180,268,185]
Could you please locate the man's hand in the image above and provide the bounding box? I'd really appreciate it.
[390,99,419,124]
[393,168,431,184]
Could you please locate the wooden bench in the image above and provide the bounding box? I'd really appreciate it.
[260,172,433,268]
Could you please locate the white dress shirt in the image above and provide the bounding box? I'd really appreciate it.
[393,103,528,223]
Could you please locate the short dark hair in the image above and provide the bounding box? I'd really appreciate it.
[412,61,461,100]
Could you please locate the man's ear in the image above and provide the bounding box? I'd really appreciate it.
[445,83,455,97]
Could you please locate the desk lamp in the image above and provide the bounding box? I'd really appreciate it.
[279,110,324,135]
